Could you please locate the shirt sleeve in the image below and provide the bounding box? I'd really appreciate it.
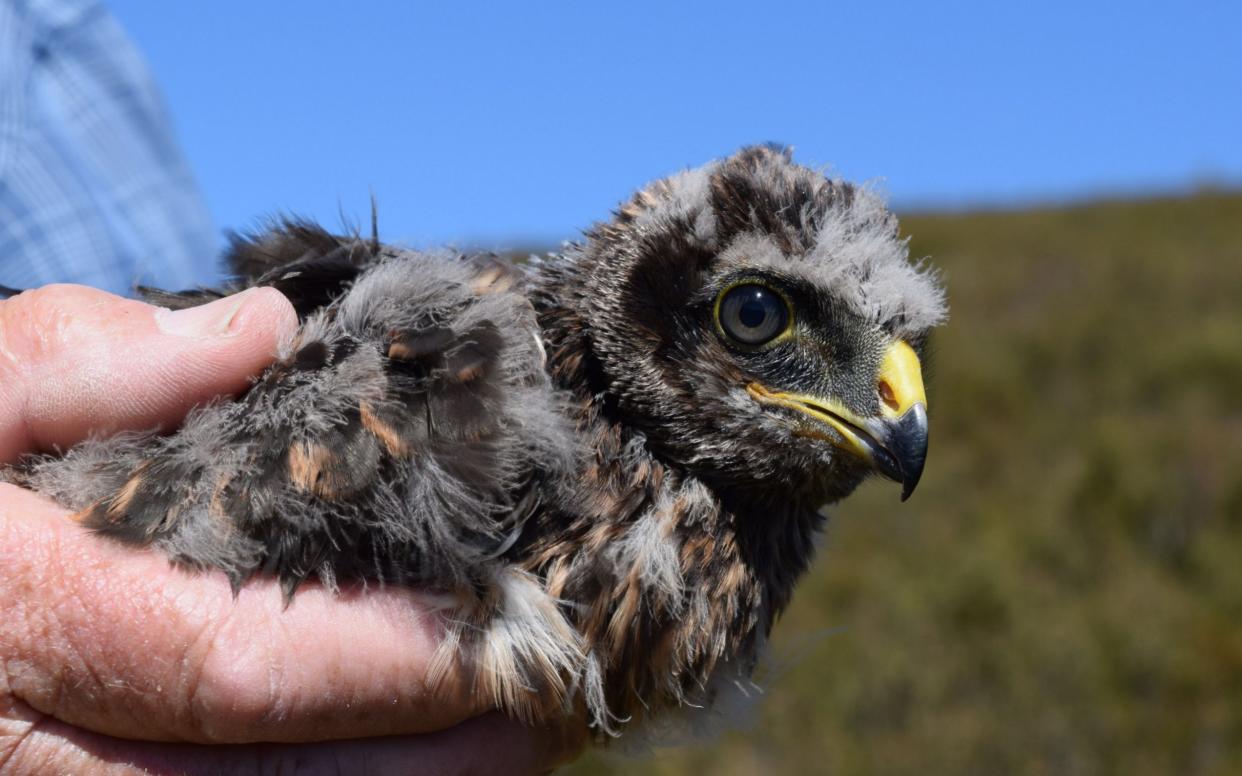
[0,0,221,295]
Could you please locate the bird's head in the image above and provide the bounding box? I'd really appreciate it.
[544,145,947,506]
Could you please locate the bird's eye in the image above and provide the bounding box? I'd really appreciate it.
[716,283,791,346]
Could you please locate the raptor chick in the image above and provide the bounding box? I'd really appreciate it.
[8,145,947,738]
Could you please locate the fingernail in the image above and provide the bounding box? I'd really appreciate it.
[155,289,257,338]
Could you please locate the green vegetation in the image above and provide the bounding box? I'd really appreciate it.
[569,192,1242,775]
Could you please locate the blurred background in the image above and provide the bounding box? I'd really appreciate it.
[13,0,1242,772]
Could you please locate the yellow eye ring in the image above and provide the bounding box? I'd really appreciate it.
[713,280,795,348]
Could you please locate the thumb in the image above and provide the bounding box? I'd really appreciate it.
[0,284,297,463]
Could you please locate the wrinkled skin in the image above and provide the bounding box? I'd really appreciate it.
[0,285,582,775]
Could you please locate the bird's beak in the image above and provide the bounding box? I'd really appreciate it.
[747,341,930,500]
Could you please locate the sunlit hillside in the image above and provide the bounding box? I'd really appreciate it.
[569,192,1242,775]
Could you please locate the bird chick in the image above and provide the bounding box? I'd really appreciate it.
[6,146,946,740]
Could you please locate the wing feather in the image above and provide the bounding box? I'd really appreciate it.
[22,231,578,594]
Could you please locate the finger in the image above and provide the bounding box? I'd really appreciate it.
[0,284,298,463]
[1,710,584,776]
[0,485,500,744]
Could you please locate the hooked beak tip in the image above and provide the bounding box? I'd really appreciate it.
[888,403,928,501]
[866,402,928,500]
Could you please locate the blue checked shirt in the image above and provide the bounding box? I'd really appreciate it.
[0,0,220,295]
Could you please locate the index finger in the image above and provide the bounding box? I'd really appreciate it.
[0,484,488,744]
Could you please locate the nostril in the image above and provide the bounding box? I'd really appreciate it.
[878,379,899,412]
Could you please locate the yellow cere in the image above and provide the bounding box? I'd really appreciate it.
[877,340,926,418]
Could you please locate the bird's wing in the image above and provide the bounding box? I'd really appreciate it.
[20,234,574,597]
[139,220,373,315]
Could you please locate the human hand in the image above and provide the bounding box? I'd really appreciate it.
[0,285,583,774]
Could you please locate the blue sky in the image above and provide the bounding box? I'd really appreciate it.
[110,0,1240,249]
